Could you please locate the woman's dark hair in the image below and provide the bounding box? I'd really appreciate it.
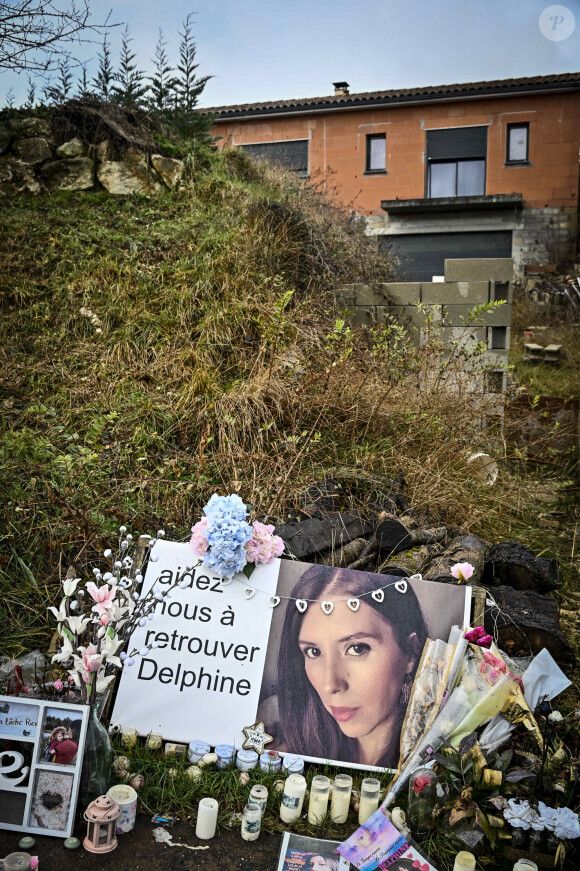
[277,565,428,768]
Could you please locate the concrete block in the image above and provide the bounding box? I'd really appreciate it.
[444,258,513,283]
[438,326,487,347]
[335,284,356,306]
[422,280,489,305]
[377,304,433,329]
[354,284,392,306]
[350,306,376,327]
[383,282,421,304]
[441,302,512,328]
[491,281,513,304]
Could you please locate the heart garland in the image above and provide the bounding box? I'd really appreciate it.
[321,601,334,615]
[243,587,255,600]
[347,598,360,612]
[296,599,308,613]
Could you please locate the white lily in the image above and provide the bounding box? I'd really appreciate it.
[95,671,116,693]
[48,601,68,623]
[63,577,81,597]
[51,636,74,664]
[65,614,92,635]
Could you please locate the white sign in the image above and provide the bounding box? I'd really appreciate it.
[112,540,280,745]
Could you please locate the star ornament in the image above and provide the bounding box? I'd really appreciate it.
[241,721,273,754]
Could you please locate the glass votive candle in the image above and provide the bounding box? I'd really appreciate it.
[307,775,331,825]
[330,773,353,824]
[241,802,261,841]
[120,726,138,749]
[280,773,307,824]
[215,744,235,769]
[188,740,211,764]
[282,754,304,775]
[358,777,381,824]
[260,750,281,772]
[146,732,163,750]
[236,749,258,771]
[249,784,268,815]
[195,797,218,839]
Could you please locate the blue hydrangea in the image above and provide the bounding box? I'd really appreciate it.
[200,494,252,578]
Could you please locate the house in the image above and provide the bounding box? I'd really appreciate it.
[208,73,580,280]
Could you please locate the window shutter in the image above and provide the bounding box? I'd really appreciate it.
[240,140,309,175]
[426,127,487,160]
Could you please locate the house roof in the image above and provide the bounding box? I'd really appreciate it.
[205,72,580,120]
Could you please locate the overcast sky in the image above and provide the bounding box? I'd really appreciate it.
[2,0,579,106]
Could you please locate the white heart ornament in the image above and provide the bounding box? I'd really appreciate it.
[347,598,360,612]
[395,579,408,594]
[244,587,255,600]
[269,596,280,608]
[296,599,308,613]
[371,589,384,603]
[321,601,334,615]
[220,576,232,586]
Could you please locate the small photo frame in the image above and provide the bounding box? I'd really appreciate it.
[0,695,89,837]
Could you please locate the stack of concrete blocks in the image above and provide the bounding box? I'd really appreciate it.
[336,258,513,425]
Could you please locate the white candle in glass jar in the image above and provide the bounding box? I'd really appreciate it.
[330,774,352,824]
[358,777,381,825]
[279,774,307,823]
[453,852,476,871]
[307,775,330,825]
[121,726,138,749]
[249,784,268,816]
[195,797,218,839]
[241,802,261,841]
[146,732,162,750]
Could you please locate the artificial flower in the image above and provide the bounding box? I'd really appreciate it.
[64,614,91,635]
[553,806,580,840]
[246,521,285,565]
[412,774,432,795]
[86,582,117,615]
[62,577,80,597]
[450,562,475,583]
[503,799,540,831]
[548,710,563,723]
[54,679,64,691]
[190,515,210,555]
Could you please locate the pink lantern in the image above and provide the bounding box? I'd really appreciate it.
[83,795,120,854]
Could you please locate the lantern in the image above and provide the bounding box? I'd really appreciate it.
[83,794,120,854]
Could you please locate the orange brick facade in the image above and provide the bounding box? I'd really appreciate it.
[212,91,580,216]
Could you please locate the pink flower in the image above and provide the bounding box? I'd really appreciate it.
[451,562,475,583]
[54,679,64,692]
[465,626,486,643]
[31,860,38,870]
[80,644,103,684]
[412,774,432,795]
[477,634,493,649]
[246,521,285,565]
[86,582,116,615]
[190,516,210,555]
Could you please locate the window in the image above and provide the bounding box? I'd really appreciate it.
[506,124,529,163]
[426,126,487,198]
[239,140,309,177]
[365,134,386,173]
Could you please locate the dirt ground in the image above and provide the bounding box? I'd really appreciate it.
[0,816,283,871]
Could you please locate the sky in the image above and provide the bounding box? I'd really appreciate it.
[2,0,580,107]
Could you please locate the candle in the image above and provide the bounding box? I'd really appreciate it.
[121,726,138,749]
[280,774,307,823]
[308,775,330,825]
[260,750,281,772]
[249,784,268,815]
[196,797,218,839]
[107,784,138,833]
[512,863,538,871]
[358,777,381,825]
[188,740,211,763]
[241,802,262,841]
[453,853,476,871]
[3,854,31,871]
[330,774,352,824]
[164,742,187,757]
[146,732,163,750]
[215,744,235,769]
[236,749,258,771]
[282,754,304,775]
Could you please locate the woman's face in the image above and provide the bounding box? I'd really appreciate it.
[310,857,331,870]
[298,599,414,744]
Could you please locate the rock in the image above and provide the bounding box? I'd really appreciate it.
[10,116,52,139]
[151,154,184,188]
[275,511,373,561]
[0,157,41,195]
[485,586,574,668]
[0,123,12,155]
[292,475,345,519]
[97,159,164,195]
[423,534,488,585]
[95,139,111,162]
[12,137,53,166]
[483,542,561,593]
[40,157,94,191]
[56,137,87,158]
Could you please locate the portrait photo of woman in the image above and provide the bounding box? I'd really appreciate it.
[275,564,428,768]
[303,853,341,871]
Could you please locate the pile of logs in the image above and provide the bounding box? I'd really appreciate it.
[273,476,574,668]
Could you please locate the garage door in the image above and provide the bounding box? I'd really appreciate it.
[381,231,512,281]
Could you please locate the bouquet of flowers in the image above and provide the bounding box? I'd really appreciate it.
[190,494,284,579]
[49,528,185,705]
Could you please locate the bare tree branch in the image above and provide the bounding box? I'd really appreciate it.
[0,1,118,73]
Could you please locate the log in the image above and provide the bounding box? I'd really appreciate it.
[275,511,373,561]
[375,514,447,558]
[485,586,574,668]
[378,543,444,577]
[320,537,366,567]
[482,542,561,593]
[422,534,488,585]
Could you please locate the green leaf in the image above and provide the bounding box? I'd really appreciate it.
[242,563,255,580]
